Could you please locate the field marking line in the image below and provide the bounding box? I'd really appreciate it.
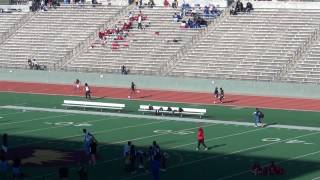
[11,118,171,149]
[0,113,73,126]
[98,123,218,150]
[2,89,320,113]
[2,105,320,132]
[120,131,320,180]
[10,116,121,135]
[29,124,261,179]
[0,111,26,116]
[217,149,320,180]
[30,122,219,180]
[312,177,320,180]
[170,127,265,150]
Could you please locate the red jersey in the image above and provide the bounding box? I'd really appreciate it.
[197,128,204,140]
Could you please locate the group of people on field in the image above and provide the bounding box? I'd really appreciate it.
[0,133,24,179]
[123,141,168,180]
[251,161,284,176]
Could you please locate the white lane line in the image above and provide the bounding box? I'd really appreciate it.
[11,118,171,148]
[0,114,73,126]
[33,125,266,180]
[218,150,320,180]
[0,111,27,116]
[98,123,218,150]
[11,117,121,135]
[170,127,264,150]
[3,105,320,131]
[29,123,221,180]
[120,131,320,180]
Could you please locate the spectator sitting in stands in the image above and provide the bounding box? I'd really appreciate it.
[163,0,169,7]
[173,13,179,22]
[187,18,194,28]
[32,59,40,70]
[235,0,244,13]
[128,11,133,20]
[191,7,197,16]
[27,59,33,69]
[245,2,253,13]
[121,65,129,75]
[204,6,210,17]
[172,0,178,8]
[210,5,221,16]
[148,0,154,8]
[230,6,237,15]
[180,20,186,28]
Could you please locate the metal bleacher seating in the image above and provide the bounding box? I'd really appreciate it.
[0,11,28,43]
[284,35,320,84]
[65,6,203,75]
[169,9,320,82]
[0,5,122,69]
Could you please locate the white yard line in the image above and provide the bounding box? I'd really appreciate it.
[0,113,73,126]
[11,118,171,148]
[2,90,320,113]
[98,123,218,150]
[121,131,320,180]
[29,124,261,180]
[218,150,320,180]
[3,105,320,131]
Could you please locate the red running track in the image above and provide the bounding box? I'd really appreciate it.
[1,81,320,112]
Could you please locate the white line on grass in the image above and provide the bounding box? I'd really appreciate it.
[2,90,320,113]
[3,105,320,131]
[29,124,260,180]
[0,113,73,126]
[10,116,122,135]
[11,118,171,149]
[218,149,320,180]
[0,111,28,116]
[312,177,320,180]
[32,124,218,179]
[98,123,218,150]
[121,131,320,180]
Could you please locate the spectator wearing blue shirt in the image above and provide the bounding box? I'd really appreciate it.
[151,154,161,180]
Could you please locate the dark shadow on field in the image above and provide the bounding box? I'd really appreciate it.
[222,99,238,104]
[139,95,153,99]
[208,143,226,150]
[264,122,278,127]
[0,134,319,180]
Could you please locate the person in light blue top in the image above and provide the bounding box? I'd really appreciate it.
[253,110,260,127]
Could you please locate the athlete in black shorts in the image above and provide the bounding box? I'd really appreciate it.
[219,88,224,103]
[84,83,91,99]
[129,82,136,98]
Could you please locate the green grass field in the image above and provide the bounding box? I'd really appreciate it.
[0,92,320,180]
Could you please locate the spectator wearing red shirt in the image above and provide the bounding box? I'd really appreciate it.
[196,127,208,151]
[164,0,169,7]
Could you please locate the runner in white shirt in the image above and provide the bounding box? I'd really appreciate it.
[84,83,91,99]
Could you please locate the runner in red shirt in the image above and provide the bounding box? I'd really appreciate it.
[196,127,208,151]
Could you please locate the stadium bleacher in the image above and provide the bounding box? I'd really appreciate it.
[65,6,204,75]
[169,9,320,81]
[0,4,123,69]
[1,2,320,84]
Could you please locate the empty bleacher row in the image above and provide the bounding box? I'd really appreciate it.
[169,9,320,81]
[0,5,123,69]
[0,11,29,43]
[284,35,320,84]
[65,6,203,75]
